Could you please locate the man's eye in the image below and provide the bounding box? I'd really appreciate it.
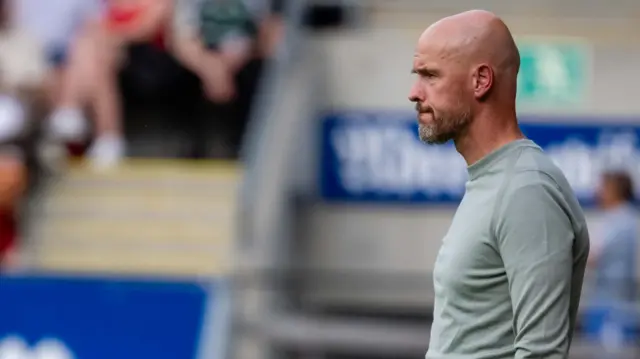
[420,71,435,79]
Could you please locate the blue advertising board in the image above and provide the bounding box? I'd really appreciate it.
[320,111,640,206]
[0,275,229,359]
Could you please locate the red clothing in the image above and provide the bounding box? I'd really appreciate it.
[0,210,16,264]
[105,2,166,49]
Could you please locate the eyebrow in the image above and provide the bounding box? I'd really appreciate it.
[412,67,438,76]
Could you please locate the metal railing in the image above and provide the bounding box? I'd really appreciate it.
[231,268,640,358]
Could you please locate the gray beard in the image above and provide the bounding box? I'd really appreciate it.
[418,122,457,145]
[417,109,471,145]
[418,123,440,144]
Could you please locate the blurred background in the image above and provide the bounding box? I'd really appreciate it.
[0,0,639,358]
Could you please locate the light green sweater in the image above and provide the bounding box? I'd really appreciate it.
[426,139,590,359]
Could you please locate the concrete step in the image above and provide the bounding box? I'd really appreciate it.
[34,218,231,245]
[36,248,227,277]
[30,160,240,277]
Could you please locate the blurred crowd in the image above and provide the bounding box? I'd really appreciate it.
[0,0,285,266]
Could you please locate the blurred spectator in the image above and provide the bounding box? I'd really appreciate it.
[0,0,45,266]
[589,170,638,302]
[12,0,103,133]
[173,0,261,102]
[585,170,638,349]
[48,0,173,169]
[171,0,284,158]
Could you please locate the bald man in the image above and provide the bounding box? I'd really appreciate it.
[409,11,590,359]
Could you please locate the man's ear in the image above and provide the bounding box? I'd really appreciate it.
[473,64,493,100]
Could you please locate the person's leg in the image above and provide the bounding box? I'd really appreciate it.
[47,36,95,142]
[48,21,126,169]
[86,34,126,169]
[46,66,64,106]
[68,24,125,169]
[89,29,123,138]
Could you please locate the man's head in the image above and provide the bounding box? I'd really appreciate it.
[409,10,520,144]
[597,170,635,209]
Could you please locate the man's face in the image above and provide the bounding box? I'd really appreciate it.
[408,40,473,145]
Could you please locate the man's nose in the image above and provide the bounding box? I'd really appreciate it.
[408,82,423,103]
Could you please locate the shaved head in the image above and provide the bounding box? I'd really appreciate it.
[409,10,520,145]
[418,10,520,75]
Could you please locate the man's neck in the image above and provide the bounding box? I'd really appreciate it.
[454,111,523,166]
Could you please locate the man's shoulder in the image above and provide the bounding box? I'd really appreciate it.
[502,144,585,216]
[507,144,567,191]
[501,144,587,223]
